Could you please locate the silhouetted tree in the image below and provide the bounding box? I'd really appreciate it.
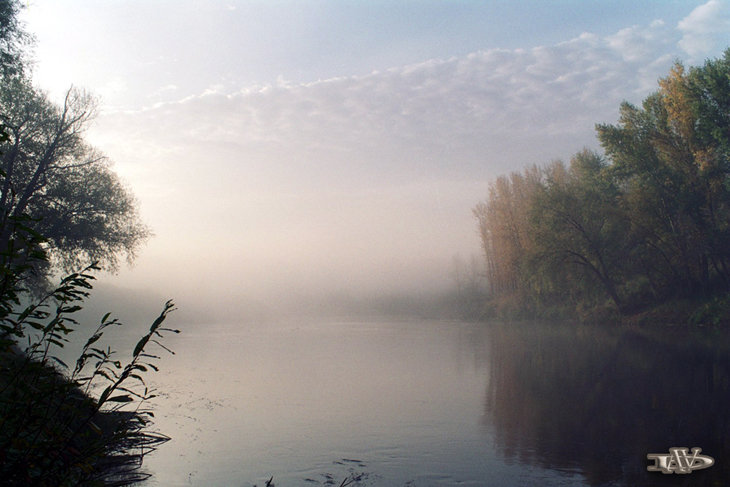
[0,77,150,282]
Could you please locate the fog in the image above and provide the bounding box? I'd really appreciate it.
[22,0,730,323]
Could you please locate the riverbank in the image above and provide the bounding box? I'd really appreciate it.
[476,291,730,327]
[0,346,169,486]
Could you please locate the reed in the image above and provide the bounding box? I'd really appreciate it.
[0,213,177,486]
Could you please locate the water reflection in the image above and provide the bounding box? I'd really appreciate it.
[484,323,730,486]
[143,320,502,486]
[138,319,730,486]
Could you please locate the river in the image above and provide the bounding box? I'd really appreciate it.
[136,318,730,486]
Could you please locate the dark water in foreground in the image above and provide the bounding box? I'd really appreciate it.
[139,319,730,486]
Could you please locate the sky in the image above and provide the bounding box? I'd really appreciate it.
[18,0,730,321]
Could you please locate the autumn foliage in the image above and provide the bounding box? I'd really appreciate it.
[475,51,730,320]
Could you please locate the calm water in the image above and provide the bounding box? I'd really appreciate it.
[136,319,730,486]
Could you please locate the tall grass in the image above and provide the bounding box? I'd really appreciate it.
[0,213,178,485]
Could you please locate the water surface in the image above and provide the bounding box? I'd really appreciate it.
[139,319,730,486]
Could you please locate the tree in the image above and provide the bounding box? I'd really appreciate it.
[529,151,631,313]
[0,0,31,79]
[475,50,730,319]
[473,165,542,297]
[0,77,150,281]
[0,3,147,281]
[597,51,730,294]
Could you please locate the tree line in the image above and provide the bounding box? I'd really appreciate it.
[474,51,730,321]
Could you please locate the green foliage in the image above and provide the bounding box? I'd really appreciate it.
[596,54,730,295]
[475,49,730,321]
[689,293,730,326]
[529,151,630,312]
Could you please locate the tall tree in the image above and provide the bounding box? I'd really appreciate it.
[473,165,542,297]
[529,151,630,312]
[597,51,730,294]
[475,50,730,319]
[0,77,150,279]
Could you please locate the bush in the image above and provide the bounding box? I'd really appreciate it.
[690,293,730,326]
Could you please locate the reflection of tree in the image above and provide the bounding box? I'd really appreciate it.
[484,324,730,486]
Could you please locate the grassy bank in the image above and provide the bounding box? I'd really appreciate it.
[0,265,177,486]
[0,347,169,486]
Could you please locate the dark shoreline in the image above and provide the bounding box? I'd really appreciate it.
[474,291,730,328]
[0,346,168,486]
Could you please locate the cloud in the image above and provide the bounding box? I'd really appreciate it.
[98,25,686,189]
[89,12,728,305]
[678,0,730,59]
[154,84,178,94]
[606,20,673,63]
